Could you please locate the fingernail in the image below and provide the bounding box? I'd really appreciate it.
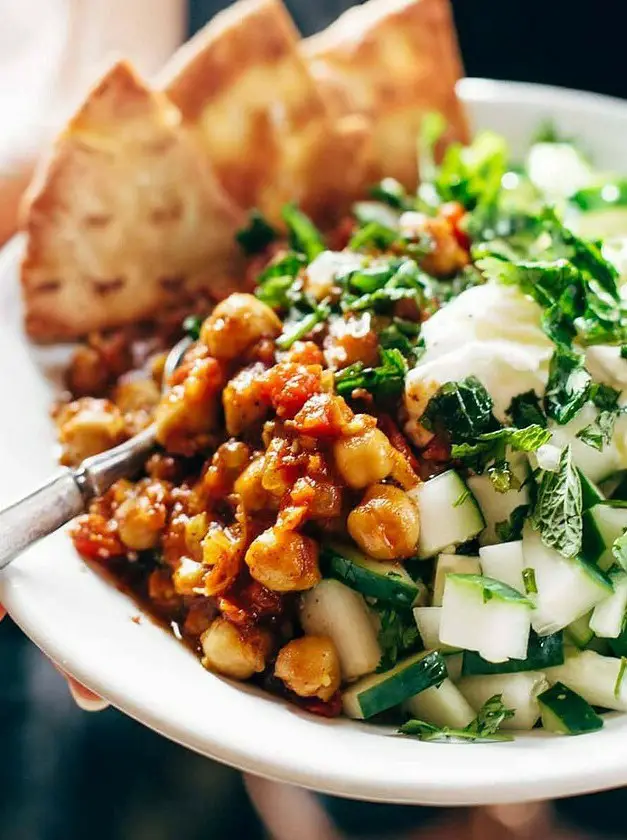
[68,680,109,713]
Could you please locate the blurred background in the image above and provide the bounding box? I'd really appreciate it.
[1,1,626,838]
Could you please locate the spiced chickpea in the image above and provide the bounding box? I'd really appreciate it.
[323,313,380,371]
[275,636,341,702]
[200,293,281,360]
[56,398,125,466]
[347,484,420,560]
[234,456,275,512]
[245,527,321,592]
[200,618,271,680]
[399,211,469,277]
[114,479,169,551]
[333,418,396,488]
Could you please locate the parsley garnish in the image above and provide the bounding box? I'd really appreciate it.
[399,694,515,742]
[530,445,583,559]
[334,348,408,401]
[281,204,325,262]
[236,210,278,256]
[372,603,421,672]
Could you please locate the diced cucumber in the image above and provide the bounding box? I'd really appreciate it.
[549,404,624,484]
[608,473,627,502]
[322,542,423,607]
[522,525,614,634]
[590,570,627,638]
[467,454,530,546]
[408,471,485,559]
[458,671,549,730]
[579,470,605,511]
[545,648,627,711]
[479,541,525,593]
[582,502,627,570]
[609,622,627,656]
[530,446,604,512]
[565,612,594,649]
[405,677,476,729]
[440,575,532,663]
[300,580,381,681]
[444,652,463,682]
[538,682,604,735]
[413,606,458,652]
[461,631,563,676]
[432,553,482,606]
[342,650,447,720]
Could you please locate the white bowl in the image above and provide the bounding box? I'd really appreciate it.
[3,79,627,807]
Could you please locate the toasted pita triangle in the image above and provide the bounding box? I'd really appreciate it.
[302,0,469,190]
[160,0,372,225]
[21,61,245,341]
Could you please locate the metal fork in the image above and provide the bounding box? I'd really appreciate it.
[0,336,191,569]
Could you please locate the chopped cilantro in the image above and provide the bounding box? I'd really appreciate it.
[255,252,307,309]
[236,209,278,255]
[281,204,325,262]
[372,603,421,672]
[399,694,515,742]
[276,301,330,351]
[349,221,399,252]
[530,445,583,559]
[435,131,508,211]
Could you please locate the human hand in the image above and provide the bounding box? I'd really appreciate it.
[0,604,108,712]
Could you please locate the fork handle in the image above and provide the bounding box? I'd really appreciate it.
[0,471,86,570]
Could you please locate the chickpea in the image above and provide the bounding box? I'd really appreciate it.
[399,211,468,277]
[223,363,269,436]
[333,419,395,488]
[347,484,420,560]
[200,294,281,360]
[56,398,125,466]
[323,313,380,371]
[245,527,321,592]
[234,457,275,512]
[114,376,160,414]
[201,618,271,680]
[115,486,167,551]
[172,557,204,595]
[275,636,341,702]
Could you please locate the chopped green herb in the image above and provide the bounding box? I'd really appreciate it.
[370,177,410,210]
[372,603,421,672]
[576,383,623,451]
[621,346,627,360]
[399,694,515,742]
[418,112,447,185]
[281,204,325,261]
[334,348,408,401]
[349,221,399,252]
[183,314,202,340]
[255,252,307,308]
[236,209,278,255]
[615,657,627,699]
[612,531,627,571]
[530,445,583,559]
[544,346,591,426]
[435,131,508,211]
[495,505,530,542]
[276,301,330,351]
[507,391,547,429]
[422,376,497,442]
[522,567,538,595]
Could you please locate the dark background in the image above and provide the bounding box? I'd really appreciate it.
[1,3,625,839]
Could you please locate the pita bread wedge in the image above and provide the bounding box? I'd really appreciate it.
[21,61,245,342]
[161,0,372,225]
[302,0,469,190]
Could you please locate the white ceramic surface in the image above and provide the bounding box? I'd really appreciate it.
[3,80,627,806]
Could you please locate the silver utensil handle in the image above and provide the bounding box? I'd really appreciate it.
[0,471,85,570]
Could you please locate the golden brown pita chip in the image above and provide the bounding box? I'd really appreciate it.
[160,0,372,225]
[302,0,469,190]
[21,61,245,342]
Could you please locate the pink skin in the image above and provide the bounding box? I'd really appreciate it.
[0,605,108,712]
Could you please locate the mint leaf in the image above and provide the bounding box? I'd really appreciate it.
[576,383,623,452]
[495,504,530,542]
[507,390,547,429]
[530,445,583,559]
[544,346,591,425]
[334,348,408,400]
[423,376,496,442]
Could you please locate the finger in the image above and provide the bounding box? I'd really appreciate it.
[66,676,109,713]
